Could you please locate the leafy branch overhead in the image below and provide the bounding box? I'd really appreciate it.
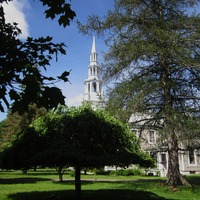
[41,0,76,27]
[0,0,76,114]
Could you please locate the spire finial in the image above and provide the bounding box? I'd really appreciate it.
[91,36,96,53]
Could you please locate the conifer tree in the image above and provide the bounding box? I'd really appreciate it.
[78,0,200,186]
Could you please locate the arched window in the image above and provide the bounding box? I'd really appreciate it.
[93,82,97,92]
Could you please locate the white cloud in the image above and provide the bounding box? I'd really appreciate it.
[66,93,84,107]
[2,0,30,39]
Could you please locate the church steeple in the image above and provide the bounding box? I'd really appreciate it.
[91,36,96,53]
[90,36,97,64]
[88,36,98,78]
[84,37,105,108]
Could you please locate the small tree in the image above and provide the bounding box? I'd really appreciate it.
[32,104,153,199]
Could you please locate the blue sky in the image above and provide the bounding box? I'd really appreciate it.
[1,0,114,121]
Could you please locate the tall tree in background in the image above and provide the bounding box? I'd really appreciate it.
[0,0,76,114]
[0,103,47,151]
[78,0,200,186]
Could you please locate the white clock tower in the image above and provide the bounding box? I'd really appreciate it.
[84,37,105,108]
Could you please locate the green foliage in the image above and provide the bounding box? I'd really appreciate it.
[0,103,153,198]
[95,169,110,175]
[40,0,76,27]
[0,103,153,171]
[69,170,75,177]
[0,0,76,113]
[31,103,153,169]
[0,104,47,151]
[109,168,144,176]
[0,127,45,170]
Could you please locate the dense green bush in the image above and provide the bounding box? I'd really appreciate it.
[96,169,110,175]
[69,171,75,177]
[109,169,144,176]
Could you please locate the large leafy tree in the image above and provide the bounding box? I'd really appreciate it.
[33,104,153,199]
[4,104,152,199]
[78,0,200,186]
[0,0,76,114]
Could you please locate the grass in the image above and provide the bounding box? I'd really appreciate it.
[0,169,200,200]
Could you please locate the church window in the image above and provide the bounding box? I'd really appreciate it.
[161,153,167,169]
[93,82,97,92]
[88,84,90,92]
[189,148,196,165]
[149,130,156,143]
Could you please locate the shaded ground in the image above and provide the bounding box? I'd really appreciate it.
[8,189,172,200]
[0,177,51,184]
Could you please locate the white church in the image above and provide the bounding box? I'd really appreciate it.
[84,37,200,176]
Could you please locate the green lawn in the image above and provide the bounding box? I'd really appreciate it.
[0,170,200,200]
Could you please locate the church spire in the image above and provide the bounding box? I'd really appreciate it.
[90,36,98,64]
[91,36,96,53]
[84,37,105,108]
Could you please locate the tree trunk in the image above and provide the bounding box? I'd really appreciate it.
[75,165,81,200]
[57,166,63,182]
[166,131,183,186]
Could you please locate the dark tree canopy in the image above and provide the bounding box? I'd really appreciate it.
[0,103,153,199]
[32,104,152,169]
[0,127,45,171]
[0,0,76,114]
[78,0,200,186]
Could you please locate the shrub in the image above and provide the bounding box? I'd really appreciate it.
[69,171,75,177]
[96,169,110,175]
[109,168,144,176]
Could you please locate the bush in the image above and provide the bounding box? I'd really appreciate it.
[109,168,144,176]
[69,171,75,177]
[96,169,110,175]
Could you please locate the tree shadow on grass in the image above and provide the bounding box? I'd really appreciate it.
[8,189,173,200]
[185,176,200,186]
[0,177,51,184]
[53,180,97,186]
